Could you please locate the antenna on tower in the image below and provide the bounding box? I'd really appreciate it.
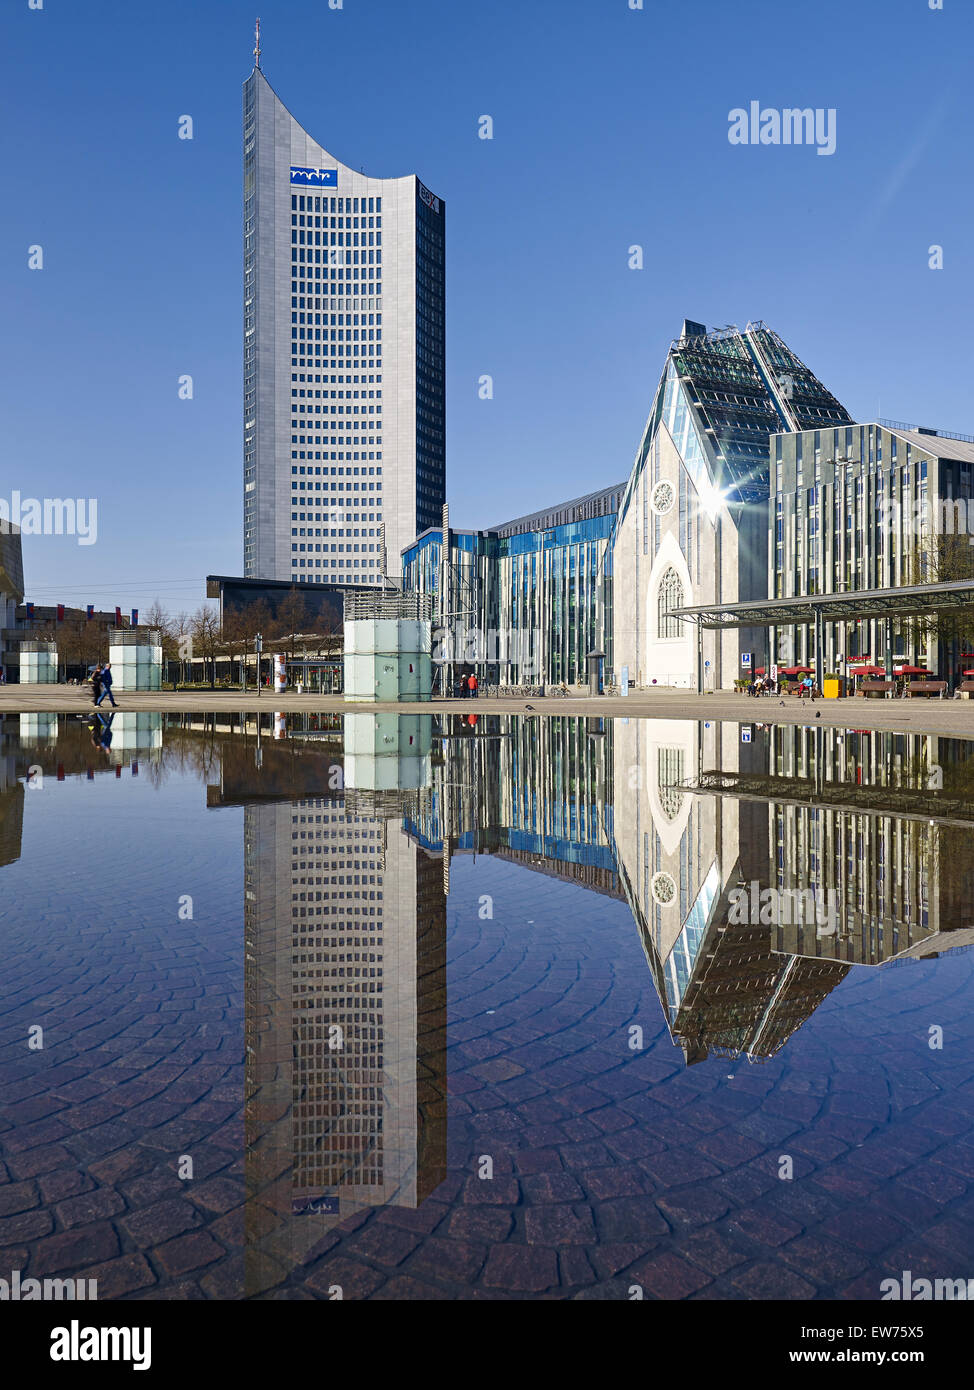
[254,17,262,68]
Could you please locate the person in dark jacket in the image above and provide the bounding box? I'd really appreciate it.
[95,662,117,708]
[90,665,103,706]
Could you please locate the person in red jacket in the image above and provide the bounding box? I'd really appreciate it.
[467,673,478,699]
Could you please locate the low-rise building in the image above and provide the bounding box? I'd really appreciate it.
[401,483,622,689]
[0,528,24,682]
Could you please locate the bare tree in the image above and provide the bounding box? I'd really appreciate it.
[142,600,170,635]
[191,605,221,688]
[222,600,271,688]
[905,533,974,655]
[142,600,181,684]
[220,610,249,687]
[272,589,310,667]
[169,611,192,685]
[58,618,104,681]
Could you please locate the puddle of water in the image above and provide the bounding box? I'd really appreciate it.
[2,711,973,1301]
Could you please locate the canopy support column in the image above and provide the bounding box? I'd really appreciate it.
[814,606,824,692]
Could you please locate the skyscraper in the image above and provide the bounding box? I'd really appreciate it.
[243,57,445,587]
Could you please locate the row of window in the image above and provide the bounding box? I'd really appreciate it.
[291,195,382,214]
[293,542,380,553]
[291,573,381,584]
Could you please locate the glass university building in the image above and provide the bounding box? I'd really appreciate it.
[402,484,623,687]
[401,316,974,691]
[611,321,853,689]
[403,320,855,691]
[243,65,445,587]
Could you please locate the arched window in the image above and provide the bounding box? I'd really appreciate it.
[658,567,684,639]
[658,748,685,821]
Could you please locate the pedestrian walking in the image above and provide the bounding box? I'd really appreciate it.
[96,662,118,708]
[91,664,103,706]
[467,672,478,699]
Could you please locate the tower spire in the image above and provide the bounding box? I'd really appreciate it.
[254,17,261,69]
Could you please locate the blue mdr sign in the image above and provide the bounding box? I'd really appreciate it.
[290,167,338,187]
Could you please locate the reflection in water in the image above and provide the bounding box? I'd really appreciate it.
[3,710,974,1299]
[201,713,974,1293]
[413,717,974,1060]
[229,718,448,1295]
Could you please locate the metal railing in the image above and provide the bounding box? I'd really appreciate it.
[343,592,432,622]
[879,419,974,444]
[109,629,161,646]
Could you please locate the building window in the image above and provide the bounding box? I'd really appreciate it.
[658,748,685,821]
[658,567,684,639]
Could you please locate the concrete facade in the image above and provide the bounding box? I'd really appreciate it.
[771,421,974,678]
[613,422,753,690]
[243,66,445,587]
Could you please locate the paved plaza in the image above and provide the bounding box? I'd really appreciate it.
[2,687,974,738]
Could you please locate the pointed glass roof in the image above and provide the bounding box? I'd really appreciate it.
[619,321,852,522]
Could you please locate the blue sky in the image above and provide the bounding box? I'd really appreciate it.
[4,0,971,611]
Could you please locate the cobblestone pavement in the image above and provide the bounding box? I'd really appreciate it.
[3,767,974,1300]
[0,772,246,1301]
[274,859,974,1301]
